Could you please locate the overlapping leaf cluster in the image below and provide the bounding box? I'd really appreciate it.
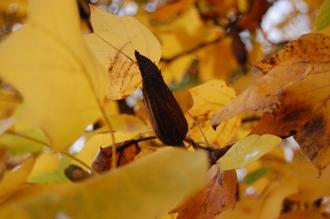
[0,0,329,218]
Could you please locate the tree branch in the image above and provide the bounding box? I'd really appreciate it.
[160,35,226,64]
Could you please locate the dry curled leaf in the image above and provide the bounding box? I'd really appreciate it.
[211,33,330,174]
[92,140,141,173]
[236,0,271,32]
[175,165,237,219]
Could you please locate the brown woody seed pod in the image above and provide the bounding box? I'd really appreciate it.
[135,51,188,146]
[77,0,93,32]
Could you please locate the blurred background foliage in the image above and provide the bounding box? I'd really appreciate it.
[0,0,322,88]
[1,0,330,218]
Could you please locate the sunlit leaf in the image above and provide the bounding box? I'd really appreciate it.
[0,0,107,151]
[0,149,208,219]
[188,80,241,147]
[212,33,330,174]
[28,152,70,183]
[218,134,282,170]
[85,6,161,100]
[0,128,47,155]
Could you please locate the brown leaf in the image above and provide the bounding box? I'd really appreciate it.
[211,33,330,174]
[252,77,330,174]
[237,0,271,32]
[279,210,326,219]
[174,165,237,219]
[150,0,195,24]
[64,164,91,182]
[92,140,141,173]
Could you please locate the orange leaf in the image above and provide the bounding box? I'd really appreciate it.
[174,165,237,219]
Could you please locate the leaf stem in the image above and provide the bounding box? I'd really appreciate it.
[6,130,48,146]
[160,35,226,63]
[187,112,210,146]
[184,137,232,165]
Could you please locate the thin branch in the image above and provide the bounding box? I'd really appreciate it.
[160,35,226,63]
[6,130,48,146]
[61,151,98,175]
[187,112,210,146]
[184,137,232,165]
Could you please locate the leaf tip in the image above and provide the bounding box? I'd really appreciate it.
[211,118,219,130]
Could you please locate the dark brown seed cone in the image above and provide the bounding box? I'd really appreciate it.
[230,29,248,66]
[135,51,188,146]
[77,0,93,32]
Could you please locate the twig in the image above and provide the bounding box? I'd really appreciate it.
[187,112,210,146]
[61,151,98,175]
[184,137,232,165]
[160,35,226,63]
[6,130,48,146]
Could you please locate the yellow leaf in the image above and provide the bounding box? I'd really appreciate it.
[258,181,297,219]
[0,157,34,199]
[0,128,47,155]
[197,37,237,81]
[85,6,161,99]
[188,80,240,147]
[218,180,297,219]
[107,114,149,133]
[0,0,108,151]
[0,149,208,219]
[267,160,330,201]
[28,152,69,183]
[211,33,330,173]
[189,80,235,117]
[218,134,282,170]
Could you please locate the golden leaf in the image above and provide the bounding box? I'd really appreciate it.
[188,80,240,147]
[211,33,330,173]
[218,134,282,170]
[0,0,107,151]
[85,6,161,99]
[0,157,34,199]
[0,149,208,219]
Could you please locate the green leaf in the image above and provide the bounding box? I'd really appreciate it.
[218,134,282,170]
[243,167,269,185]
[314,0,330,31]
[0,149,208,219]
[0,128,47,155]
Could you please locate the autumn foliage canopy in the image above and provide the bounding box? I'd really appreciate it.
[0,0,329,218]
